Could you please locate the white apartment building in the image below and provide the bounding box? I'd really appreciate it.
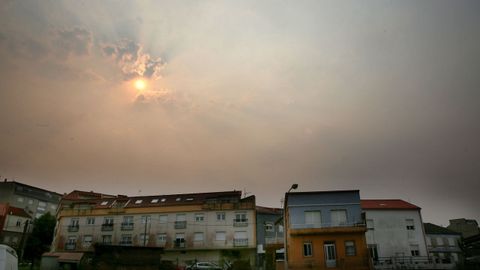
[49,190,257,268]
[362,199,429,269]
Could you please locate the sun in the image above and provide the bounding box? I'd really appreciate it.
[134,79,147,91]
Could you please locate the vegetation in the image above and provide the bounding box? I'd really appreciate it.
[23,212,56,268]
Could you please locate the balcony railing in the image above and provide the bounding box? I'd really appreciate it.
[101,223,114,231]
[121,223,134,231]
[234,238,248,247]
[233,219,248,227]
[64,243,76,250]
[119,241,132,246]
[67,225,79,232]
[175,221,187,229]
[291,221,366,229]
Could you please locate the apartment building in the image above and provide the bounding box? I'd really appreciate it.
[285,190,370,270]
[50,190,256,267]
[361,199,429,269]
[256,206,284,269]
[0,180,62,219]
[424,222,462,268]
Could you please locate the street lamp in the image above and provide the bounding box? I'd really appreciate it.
[284,184,298,270]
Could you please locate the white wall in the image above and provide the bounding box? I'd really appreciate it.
[364,209,428,258]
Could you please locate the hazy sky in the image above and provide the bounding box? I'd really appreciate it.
[1,0,479,226]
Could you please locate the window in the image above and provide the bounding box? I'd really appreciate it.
[83,235,93,248]
[159,215,168,224]
[303,242,313,257]
[448,237,456,247]
[234,231,248,247]
[194,232,204,241]
[158,233,167,243]
[186,198,194,201]
[100,201,109,206]
[235,213,247,222]
[217,212,226,221]
[176,197,181,202]
[176,214,186,221]
[102,235,112,245]
[305,211,321,226]
[28,199,33,205]
[410,245,420,256]
[121,234,132,245]
[16,219,22,227]
[437,237,444,246]
[216,231,226,241]
[87,217,95,225]
[175,233,185,247]
[406,219,415,230]
[104,217,114,224]
[123,216,133,224]
[161,198,166,202]
[195,213,205,222]
[17,197,24,203]
[151,198,159,203]
[265,222,274,232]
[331,209,347,226]
[345,241,356,256]
[368,244,378,261]
[366,219,374,230]
[135,200,143,204]
[278,225,284,233]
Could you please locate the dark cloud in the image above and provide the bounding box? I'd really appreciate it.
[102,39,165,80]
[54,27,93,57]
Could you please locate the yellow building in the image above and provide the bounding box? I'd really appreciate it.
[285,190,371,270]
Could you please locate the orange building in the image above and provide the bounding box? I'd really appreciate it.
[285,190,371,270]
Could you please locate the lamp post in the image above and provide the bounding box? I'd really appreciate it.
[284,184,298,270]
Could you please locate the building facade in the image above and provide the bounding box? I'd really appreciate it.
[0,203,32,249]
[447,218,480,238]
[285,190,370,270]
[256,206,284,270]
[50,190,257,268]
[361,199,429,269]
[0,180,62,219]
[424,223,462,268]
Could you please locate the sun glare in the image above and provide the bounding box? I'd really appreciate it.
[134,79,147,91]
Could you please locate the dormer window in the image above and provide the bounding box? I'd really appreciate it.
[151,199,159,203]
[100,201,109,206]
[186,198,194,201]
[161,198,166,202]
[176,198,181,202]
[135,200,143,204]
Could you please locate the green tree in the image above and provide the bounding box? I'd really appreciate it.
[23,212,56,267]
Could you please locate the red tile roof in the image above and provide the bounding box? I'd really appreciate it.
[361,199,420,210]
[6,205,32,218]
[61,190,246,209]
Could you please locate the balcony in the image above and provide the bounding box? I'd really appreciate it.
[175,221,187,229]
[290,222,366,235]
[234,238,248,247]
[233,219,248,227]
[265,236,284,245]
[121,223,134,231]
[67,225,79,232]
[64,243,76,250]
[101,223,114,231]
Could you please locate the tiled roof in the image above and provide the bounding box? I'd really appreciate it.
[63,190,244,209]
[361,199,420,210]
[424,223,461,235]
[62,190,116,200]
[6,205,32,218]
